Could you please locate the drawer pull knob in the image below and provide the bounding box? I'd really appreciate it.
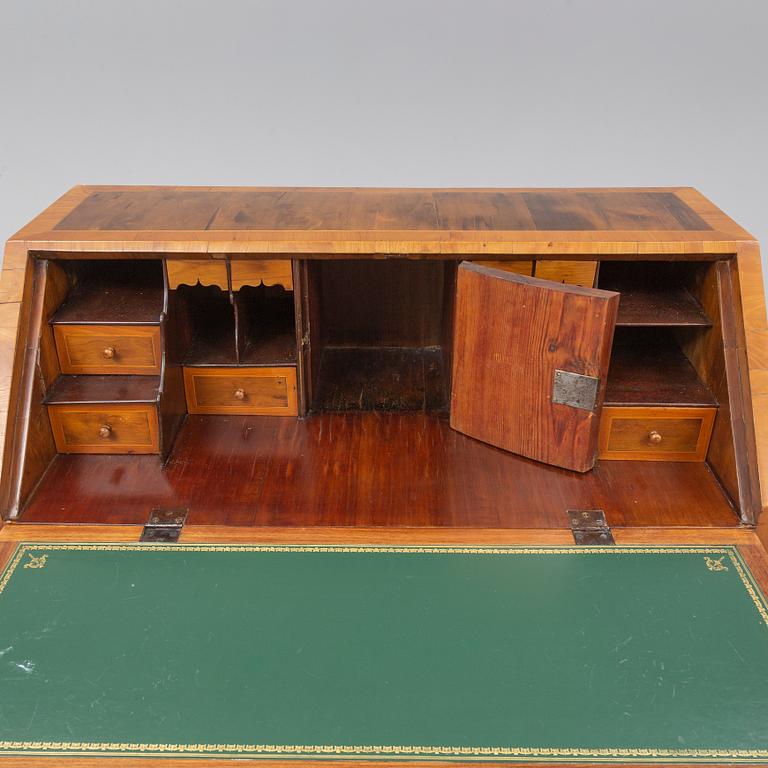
[98,424,112,439]
[102,346,116,359]
[648,430,663,445]
[233,388,246,401]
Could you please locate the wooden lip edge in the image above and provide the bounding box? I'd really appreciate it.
[0,524,759,546]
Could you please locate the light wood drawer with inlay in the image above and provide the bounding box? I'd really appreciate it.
[54,325,161,375]
[183,367,298,415]
[166,259,228,290]
[48,404,160,454]
[230,260,293,291]
[598,406,716,461]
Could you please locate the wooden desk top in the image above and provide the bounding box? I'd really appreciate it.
[4,185,756,259]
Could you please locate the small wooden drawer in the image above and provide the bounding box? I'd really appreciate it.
[598,406,716,461]
[54,325,161,375]
[166,259,228,290]
[230,260,293,291]
[48,404,160,454]
[183,367,298,415]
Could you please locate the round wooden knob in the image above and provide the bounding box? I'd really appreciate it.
[98,424,112,439]
[233,388,246,401]
[102,346,116,359]
[648,430,663,445]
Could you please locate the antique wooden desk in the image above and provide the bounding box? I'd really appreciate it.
[0,186,765,530]
[0,186,767,765]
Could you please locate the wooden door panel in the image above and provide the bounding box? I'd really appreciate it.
[450,262,619,472]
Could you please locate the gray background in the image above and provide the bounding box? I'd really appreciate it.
[1,0,766,285]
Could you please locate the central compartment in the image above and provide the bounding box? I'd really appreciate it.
[307,260,456,412]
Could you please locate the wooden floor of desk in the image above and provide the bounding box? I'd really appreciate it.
[20,412,738,528]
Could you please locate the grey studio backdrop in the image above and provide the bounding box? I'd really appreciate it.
[0,0,766,301]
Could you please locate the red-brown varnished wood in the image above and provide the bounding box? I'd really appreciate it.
[450,263,619,472]
[19,412,737,527]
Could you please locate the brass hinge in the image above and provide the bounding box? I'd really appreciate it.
[568,509,614,545]
[140,508,188,543]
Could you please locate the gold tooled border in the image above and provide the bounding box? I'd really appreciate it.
[0,543,767,763]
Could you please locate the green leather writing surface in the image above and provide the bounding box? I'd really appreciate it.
[0,543,767,762]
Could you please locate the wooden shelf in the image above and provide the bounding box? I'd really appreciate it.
[52,285,164,325]
[184,331,295,367]
[240,332,297,366]
[604,345,717,407]
[184,335,238,367]
[613,286,712,327]
[44,375,160,405]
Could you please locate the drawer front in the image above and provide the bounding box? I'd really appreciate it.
[54,325,161,374]
[598,407,716,461]
[230,260,293,291]
[534,260,598,287]
[167,259,228,290]
[48,404,159,454]
[184,367,298,415]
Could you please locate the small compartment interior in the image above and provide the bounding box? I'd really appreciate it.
[52,259,164,324]
[177,284,237,365]
[598,261,712,327]
[12,254,745,528]
[235,284,296,366]
[605,327,717,407]
[175,281,297,368]
[600,261,720,409]
[308,260,455,411]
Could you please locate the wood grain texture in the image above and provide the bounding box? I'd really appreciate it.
[0,523,756,546]
[677,264,740,512]
[7,186,754,256]
[0,259,62,520]
[533,260,597,287]
[183,366,297,415]
[598,406,715,461]
[604,343,718,407]
[316,260,447,347]
[48,403,159,454]
[472,260,533,276]
[735,243,768,515]
[19,412,737,527]
[312,347,446,412]
[2,187,765,529]
[51,189,713,233]
[44,375,160,404]
[230,259,293,291]
[53,324,161,374]
[715,259,763,523]
[598,261,712,327]
[52,284,163,325]
[0,242,29,490]
[450,263,618,472]
[166,259,228,290]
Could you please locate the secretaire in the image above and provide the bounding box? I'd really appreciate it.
[0,186,765,529]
